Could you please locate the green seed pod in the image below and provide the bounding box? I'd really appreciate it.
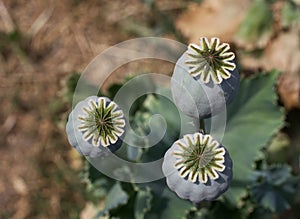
[66,96,126,158]
[162,133,232,203]
[171,37,240,119]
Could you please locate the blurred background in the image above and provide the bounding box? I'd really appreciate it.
[0,0,299,218]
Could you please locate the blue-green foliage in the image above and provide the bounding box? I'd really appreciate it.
[281,0,300,28]
[236,0,273,44]
[251,164,299,213]
[74,71,298,218]
[222,71,285,205]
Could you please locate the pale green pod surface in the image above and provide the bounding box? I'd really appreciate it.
[162,133,232,203]
[171,37,240,119]
[66,96,126,158]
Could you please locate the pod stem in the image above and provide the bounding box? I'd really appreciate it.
[200,119,206,134]
[192,118,206,134]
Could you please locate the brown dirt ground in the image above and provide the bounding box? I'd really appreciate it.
[0,0,188,218]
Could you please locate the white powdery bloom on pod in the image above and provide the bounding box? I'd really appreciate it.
[66,96,126,158]
[162,133,232,203]
[171,37,240,119]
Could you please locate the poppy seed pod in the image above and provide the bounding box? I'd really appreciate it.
[66,96,126,158]
[162,133,232,203]
[171,37,240,119]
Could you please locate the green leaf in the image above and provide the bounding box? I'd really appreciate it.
[249,207,272,219]
[114,74,156,117]
[144,180,192,219]
[236,0,273,46]
[143,88,197,137]
[106,83,124,99]
[126,111,152,161]
[267,132,290,163]
[143,93,180,148]
[207,202,243,219]
[188,208,210,219]
[96,182,129,217]
[222,71,284,206]
[158,188,192,219]
[250,164,298,212]
[134,187,153,219]
[87,179,111,199]
[87,163,103,183]
[144,92,179,131]
[141,90,196,162]
[80,161,115,201]
[281,1,300,28]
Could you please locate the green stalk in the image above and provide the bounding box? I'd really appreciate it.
[193,118,206,134]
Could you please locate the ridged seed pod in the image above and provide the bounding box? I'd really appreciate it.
[66,96,126,158]
[162,133,232,203]
[171,37,240,118]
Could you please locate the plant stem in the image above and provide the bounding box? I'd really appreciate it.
[193,117,206,134]
[200,119,206,134]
